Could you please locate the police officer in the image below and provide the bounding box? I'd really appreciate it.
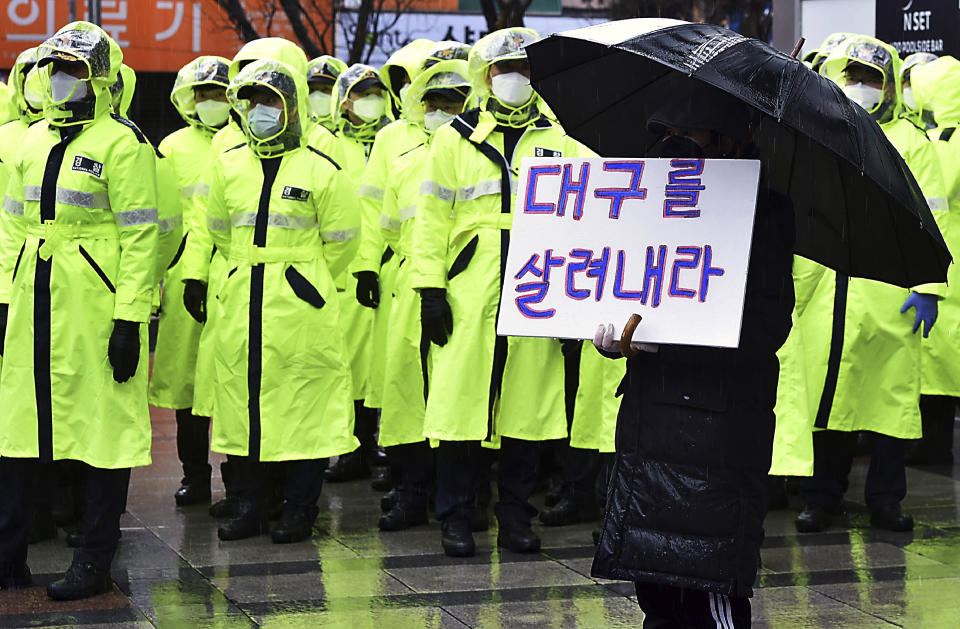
[0,22,158,599]
[307,55,346,132]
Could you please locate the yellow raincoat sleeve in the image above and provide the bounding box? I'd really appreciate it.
[318,167,361,280]
[411,124,458,290]
[204,160,231,256]
[380,170,402,251]
[178,163,216,283]
[353,134,390,274]
[155,155,184,284]
[0,158,26,304]
[110,139,160,323]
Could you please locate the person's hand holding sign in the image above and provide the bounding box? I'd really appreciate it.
[592,315,658,358]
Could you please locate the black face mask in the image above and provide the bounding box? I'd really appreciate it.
[654,134,705,159]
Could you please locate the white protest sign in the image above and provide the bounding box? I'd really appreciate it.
[496,157,761,348]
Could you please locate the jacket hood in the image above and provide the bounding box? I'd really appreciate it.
[110,63,136,118]
[171,55,231,131]
[8,47,42,123]
[228,58,307,158]
[333,63,392,141]
[307,55,347,86]
[380,38,433,101]
[810,32,854,72]
[821,34,901,124]
[402,59,470,129]
[421,41,471,70]
[229,38,308,80]
[468,27,541,127]
[911,55,960,126]
[36,21,122,127]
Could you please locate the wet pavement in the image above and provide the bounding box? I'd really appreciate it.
[2,407,959,627]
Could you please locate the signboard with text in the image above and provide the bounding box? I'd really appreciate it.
[496,158,761,348]
[875,0,959,57]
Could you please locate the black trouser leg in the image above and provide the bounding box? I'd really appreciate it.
[73,464,130,570]
[864,433,907,510]
[354,400,378,453]
[0,458,38,567]
[561,445,600,504]
[435,441,483,523]
[175,408,211,481]
[390,441,433,504]
[494,437,541,527]
[226,455,267,519]
[635,582,751,628]
[918,395,957,459]
[803,430,856,512]
[282,459,328,521]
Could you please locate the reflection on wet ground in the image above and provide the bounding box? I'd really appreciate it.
[2,407,959,627]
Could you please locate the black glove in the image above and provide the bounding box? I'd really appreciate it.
[183,279,207,323]
[356,271,380,308]
[420,287,453,347]
[0,303,8,355]
[108,320,140,383]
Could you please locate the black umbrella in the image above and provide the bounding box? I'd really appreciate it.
[527,18,951,287]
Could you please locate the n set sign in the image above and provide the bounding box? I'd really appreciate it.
[876,0,960,57]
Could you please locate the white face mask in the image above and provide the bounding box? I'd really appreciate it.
[491,72,533,107]
[309,91,331,117]
[902,86,917,111]
[195,99,231,127]
[247,103,284,139]
[843,82,883,112]
[398,83,411,105]
[351,94,385,123]
[424,109,456,132]
[50,71,87,104]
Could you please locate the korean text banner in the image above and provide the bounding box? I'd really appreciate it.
[496,158,761,349]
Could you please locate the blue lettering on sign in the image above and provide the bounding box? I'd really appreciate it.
[594,161,647,219]
[523,165,560,214]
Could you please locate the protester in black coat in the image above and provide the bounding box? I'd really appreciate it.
[591,86,796,628]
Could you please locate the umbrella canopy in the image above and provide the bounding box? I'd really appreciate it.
[527,18,951,288]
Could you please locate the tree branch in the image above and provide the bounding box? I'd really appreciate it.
[279,0,323,57]
[213,0,261,41]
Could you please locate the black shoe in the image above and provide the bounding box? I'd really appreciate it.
[441,519,475,557]
[174,478,211,506]
[795,505,838,533]
[370,466,393,492]
[209,495,239,519]
[379,502,428,531]
[0,562,32,590]
[271,508,315,543]
[28,514,58,544]
[323,451,370,482]
[380,488,399,513]
[46,562,112,601]
[539,497,599,527]
[497,523,541,553]
[870,503,914,532]
[217,515,270,541]
[65,528,82,548]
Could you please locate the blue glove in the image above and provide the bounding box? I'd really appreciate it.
[900,292,938,338]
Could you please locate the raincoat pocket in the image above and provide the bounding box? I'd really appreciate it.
[284,265,325,309]
[447,235,479,280]
[78,245,116,293]
[167,234,187,270]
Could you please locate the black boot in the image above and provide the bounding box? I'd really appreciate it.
[870,503,914,532]
[175,411,212,505]
[497,522,541,553]
[271,506,315,543]
[370,464,393,492]
[380,487,399,513]
[46,562,112,600]
[217,498,269,541]
[441,519,475,557]
[379,493,428,532]
[174,474,212,506]
[323,450,369,482]
[795,504,840,533]
[538,497,599,527]
[209,461,238,519]
[0,562,32,590]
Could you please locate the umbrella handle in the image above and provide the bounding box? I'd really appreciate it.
[790,37,806,59]
[619,313,643,358]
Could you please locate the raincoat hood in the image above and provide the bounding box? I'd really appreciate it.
[36,21,122,127]
[402,59,470,130]
[822,34,901,124]
[228,58,307,158]
[811,32,854,72]
[229,37,308,80]
[110,63,136,117]
[911,55,960,126]
[421,40,471,69]
[468,27,541,127]
[170,55,231,132]
[334,63,391,141]
[307,55,347,86]
[381,38,433,102]
[8,47,42,123]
